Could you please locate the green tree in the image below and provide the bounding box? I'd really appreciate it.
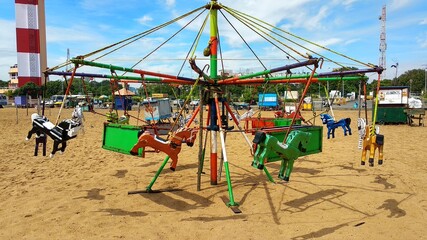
[13,82,42,97]
[0,80,8,88]
[396,69,425,95]
[45,80,65,97]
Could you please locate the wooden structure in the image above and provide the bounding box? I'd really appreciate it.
[404,108,425,127]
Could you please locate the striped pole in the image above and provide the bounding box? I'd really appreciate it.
[15,0,47,87]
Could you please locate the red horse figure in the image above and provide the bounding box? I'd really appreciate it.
[130,127,198,170]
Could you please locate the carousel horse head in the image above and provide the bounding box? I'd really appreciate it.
[320,113,333,124]
[171,127,199,147]
[71,106,84,124]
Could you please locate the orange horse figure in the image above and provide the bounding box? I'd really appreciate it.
[358,118,384,166]
[130,127,198,171]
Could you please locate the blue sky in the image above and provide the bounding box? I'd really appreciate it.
[1,0,426,83]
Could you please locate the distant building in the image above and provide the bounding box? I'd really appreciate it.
[219,69,233,77]
[8,64,19,89]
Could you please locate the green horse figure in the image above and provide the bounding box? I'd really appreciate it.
[252,130,311,182]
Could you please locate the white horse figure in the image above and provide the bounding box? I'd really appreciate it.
[230,108,254,121]
[71,105,85,134]
[26,106,83,158]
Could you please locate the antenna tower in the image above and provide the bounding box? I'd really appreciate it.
[379,5,387,80]
[66,48,70,71]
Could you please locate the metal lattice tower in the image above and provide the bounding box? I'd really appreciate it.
[379,5,387,80]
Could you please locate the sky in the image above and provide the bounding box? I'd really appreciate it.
[1,0,427,84]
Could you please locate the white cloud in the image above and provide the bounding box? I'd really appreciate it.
[79,0,142,15]
[331,0,357,10]
[420,19,427,25]
[418,33,427,48]
[388,0,412,11]
[301,6,330,31]
[165,0,175,7]
[46,26,100,43]
[0,19,17,81]
[344,38,361,45]
[136,15,153,26]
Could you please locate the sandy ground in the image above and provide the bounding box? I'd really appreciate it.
[0,106,426,239]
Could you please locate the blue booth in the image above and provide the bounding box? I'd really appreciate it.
[114,96,132,110]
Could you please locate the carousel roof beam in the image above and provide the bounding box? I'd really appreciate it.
[70,58,205,84]
[220,76,368,85]
[219,58,319,84]
[316,67,384,77]
[317,66,384,77]
[46,71,108,78]
[46,70,197,85]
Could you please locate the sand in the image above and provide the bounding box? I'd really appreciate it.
[0,106,426,239]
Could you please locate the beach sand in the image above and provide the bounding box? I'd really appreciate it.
[0,107,426,239]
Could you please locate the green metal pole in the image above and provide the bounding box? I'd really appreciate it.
[209,1,239,207]
[371,74,382,135]
[223,162,237,206]
[209,0,218,83]
[263,167,275,183]
[146,156,170,192]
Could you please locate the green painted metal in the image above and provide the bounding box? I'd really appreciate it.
[262,125,323,162]
[263,167,275,183]
[70,58,195,83]
[252,130,313,182]
[146,156,170,192]
[238,75,367,82]
[72,58,136,73]
[223,161,238,207]
[209,2,218,82]
[102,123,143,156]
[375,106,407,124]
[274,118,302,126]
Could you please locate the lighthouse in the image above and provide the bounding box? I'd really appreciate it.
[15,0,47,87]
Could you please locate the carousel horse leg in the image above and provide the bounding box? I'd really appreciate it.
[361,143,367,165]
[60,141,67,153]
[50,141,61,158]
[252,147,267,170]
[342,125,347,136]
[278,159,288,180]
[279,159,295,182]
[26,127,37,140]
[283,159,295,182]
[368,136,377,167]
[130,140,146,156]
[376,134,384,165]
[34,135,46,156]
[34,139,39,156]
[41,136,47,156]
[169,153,180,171]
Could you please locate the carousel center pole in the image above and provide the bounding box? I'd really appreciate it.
[207,1,240,211]
[209,0,219,186]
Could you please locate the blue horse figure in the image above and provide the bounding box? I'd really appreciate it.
[320,113,352,139]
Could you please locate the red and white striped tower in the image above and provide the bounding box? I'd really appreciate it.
[15,0,47,87]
